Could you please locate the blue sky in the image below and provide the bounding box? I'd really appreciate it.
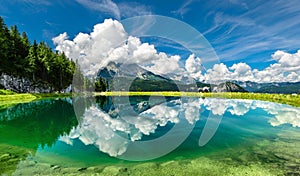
[1,0,300,82]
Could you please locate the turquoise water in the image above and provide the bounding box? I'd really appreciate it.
[1,96,300,175]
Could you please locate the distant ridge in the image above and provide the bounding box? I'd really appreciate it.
[233,81,300,94]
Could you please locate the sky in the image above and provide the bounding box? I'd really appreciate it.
[1,0,300,83]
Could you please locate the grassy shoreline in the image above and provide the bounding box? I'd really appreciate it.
[205,92,300,107]
[1,91,299,108]
[0,92,72,109]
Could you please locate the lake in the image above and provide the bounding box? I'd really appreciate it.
[1,96,300,175]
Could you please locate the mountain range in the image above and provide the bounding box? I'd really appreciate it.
[97,62,300,94]
[97,62,247,93]
[233,81,300,94]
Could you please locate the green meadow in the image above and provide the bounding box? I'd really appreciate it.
[1,90,299,108]
[0,90,71,109]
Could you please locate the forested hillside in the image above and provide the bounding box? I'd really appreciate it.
[0,16,75,92]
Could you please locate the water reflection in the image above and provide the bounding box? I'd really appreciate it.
[61,97,201,157]
[61,97,300,158]
[0,98,77,175]
[1,96,300,174]
[201,98,300,127]
[0,98,77,149]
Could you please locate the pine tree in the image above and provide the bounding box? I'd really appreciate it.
[95,77,107,92]
[36,42,52,81]
[9,25,24,75]
[0,17,12,74]
[0,16,76,92]
[21,32,30,59]
[25,40,38,81]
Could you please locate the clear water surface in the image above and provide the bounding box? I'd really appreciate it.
[1,96,300,175]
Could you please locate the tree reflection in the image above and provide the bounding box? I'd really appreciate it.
[0,98,78,174]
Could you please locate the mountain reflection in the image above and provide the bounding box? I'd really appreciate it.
[61,97,300,157]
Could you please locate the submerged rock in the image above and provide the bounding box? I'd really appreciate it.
[0,153,10,161]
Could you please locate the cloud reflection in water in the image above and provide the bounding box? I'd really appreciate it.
[59,98,300,157]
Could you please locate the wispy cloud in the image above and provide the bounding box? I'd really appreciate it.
[171,0,194,18]
[201,1,300,63]
[228,0,248,9]
[122,15,157,37]
[118,2,152,18]
[147,37,191,53]
[203,12,255,36]
[76,0,120,19]
[43,21,61,40]
[45,20,60,27]
[76,0,152,20]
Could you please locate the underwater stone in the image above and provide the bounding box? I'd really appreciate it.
[101,166,121,176]
[77,167,87,171]
[0,153,10,160]
[51,165,61,170]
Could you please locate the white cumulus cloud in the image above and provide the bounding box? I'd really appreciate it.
[185,54,204,81]
[53,18,300,83]
[204,50,300,83]
[53,19,201,80]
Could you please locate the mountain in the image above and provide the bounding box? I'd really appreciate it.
[98,62,172,82]
[233,81,300,94]
[97,62,248,93]
[97,62,179,91]
[211,82,248,92]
